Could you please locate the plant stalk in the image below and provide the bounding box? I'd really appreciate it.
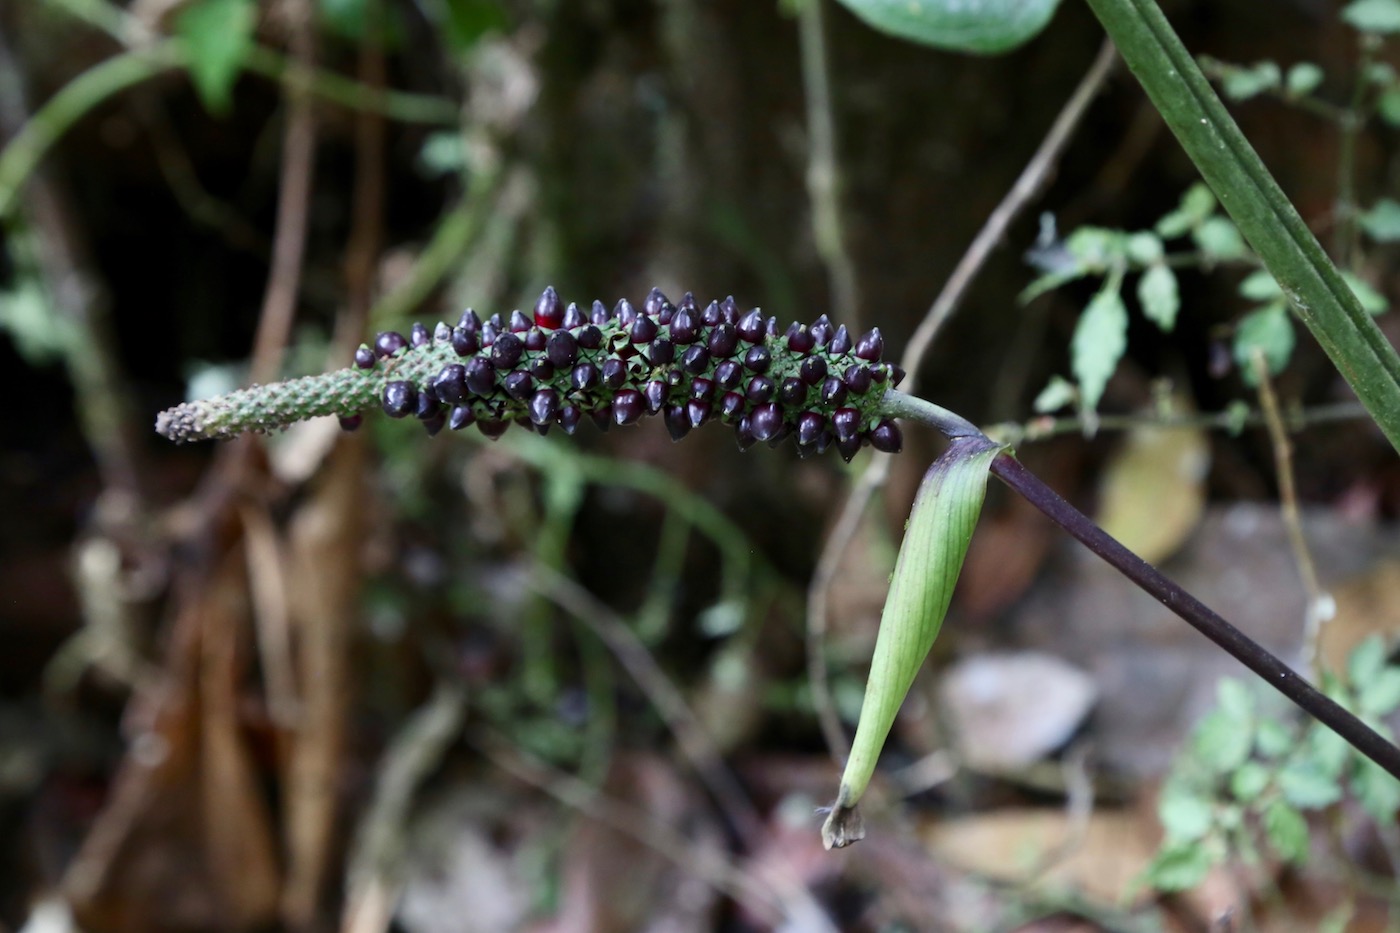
[1082,0,1400,454]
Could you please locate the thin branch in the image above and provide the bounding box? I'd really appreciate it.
[804,40,1117,762]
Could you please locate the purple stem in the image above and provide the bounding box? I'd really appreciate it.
[991,452,1400,781]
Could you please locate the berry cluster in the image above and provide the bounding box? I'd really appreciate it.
[352,287,903,460]
[154,288,905,459]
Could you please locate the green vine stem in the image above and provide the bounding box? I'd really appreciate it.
[1083,0,1400,454]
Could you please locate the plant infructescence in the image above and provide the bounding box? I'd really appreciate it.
[156,284,1400,848]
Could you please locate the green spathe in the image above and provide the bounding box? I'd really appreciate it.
[833,0,1061,55]
[823,435,1002,848]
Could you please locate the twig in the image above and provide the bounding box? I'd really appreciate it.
[804,39,1118,762]
[1251,352,1328,678]
[798,0,860,327]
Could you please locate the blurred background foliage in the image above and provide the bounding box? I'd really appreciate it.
[3,0,1400,930]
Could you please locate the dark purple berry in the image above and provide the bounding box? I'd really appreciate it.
[837,435,862,463]
[643,380,667,413]
[677,291,697,312]
[832,408,860,442]
[374,331,407,358]
[743,345,771,373]
[810,314,832,346]
[870,364,887,383]
[488,313,504,329]
[509,310,531,333]
[663,405,691,441]
[647,337,674,366]
[477,417,509,439]
[701,301,724,327]
[480,322,499,347]
[529,388,560,425]
[854,327,884,361]
[525,328,548,352]
[459,309,481,331]
[682,345,710,374]
[534,287,564,329]
[719,391,745,422]
[797,411,824,446]
[691,377,716,400]
[452,326,480,356]
[666,368,685,386]
[559,405,582,435]
[670,309,700,344]
[735,417,758,451]
[615,299,638,327]
[787,325,816,353]
[749,403,782,442]
[687,399,712,428]
[765,421,793,447]
[829,324,852,355]
[630,315,658,344]
[465,358,496,395]
[382,381,416,417]
[434,364,468,404]
[720,296,739,324]
[779,377,806,407]
[354,345,376,369]
[869,420,902,453]
[571,362,600,391]
[714,360,742,389]
[844,364,873,395]
[411,322,431,347]
[416,391,441,420]
[339,414,362,431]
[422,413,447,435]
[799,356,828,385]
[577,324,603,350]
[504,371,534,400]
[816,429,834,454]
[745,375,775,403]
[601,358,626,389]
[449,406,475,431]
[820,377,848,407]
[708,323,739,358]
[492,332,524,368]
[889,364,906,387]
[590,300,610,326]
[643,288,670,319]
[434,321,452,344]
[589,407,611,431]
[529,358,555,381]
[546,331,579,368]
[612,389,644,425]
[562,302,586,329]
[737,309,765,343]
[766,316,779,337]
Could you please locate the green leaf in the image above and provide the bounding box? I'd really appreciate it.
[1155,183,1217,238]
[1071,286,1128,413]
[1229,761,1270,802]
[1255,718,1294,759]
[1217,677,1254,722]
[1343,0,1400,34]
[441,0,508,53]
[1064,226,1124,270]
[1353,758,1400,823]
[1194,709,1254,774]
[1359,669,1400,716]
[1220,61,1280,101]
[1349,634,1389,685]
[1194,216,1247,259]
[1360,198,1400,243]
[1138,264,1179,331]
[1144,843,1215,892]
[1342,272,1388,315]
[1305,722,1352,779]
[176,0,257,115]
[1159,787,1214,842]
[831,0,1062,54]
[1125,231,1164,264]
[1278,761,1344,808]
[1381,87,1400,127]
[1286,62,1324,96]
[1032,374,1077,413]
[1263,800,1309,862]
[1238,270,1283,302]
[827,437,1002,847]
[1233,303,1295,385]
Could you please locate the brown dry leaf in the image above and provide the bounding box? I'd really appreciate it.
[1095,423,1209,566]
[922,808,1157,907]
[1317,558,1400,674]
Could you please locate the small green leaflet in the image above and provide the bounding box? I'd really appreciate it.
[1360,198,1400,242]
[1070,284,1127,413]
[1138,264,1178,331]
[1286,62,1325,96]
[1220,61,1280,101]
[1343,0,1400,33]
[1233,303,1295,385]
[832,0,1061,54]
[177,0,257,115]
